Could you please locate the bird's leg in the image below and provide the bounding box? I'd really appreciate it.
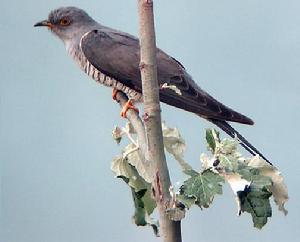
[112,88,118,100]
[111,88,139,118]
[121,100,139,118]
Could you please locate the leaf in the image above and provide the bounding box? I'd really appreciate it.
[204,130,243,171]
[200,130,287,229]
[111,155,156,213]
[111,154,157,234]
[111,155,147,192]
[131,188,159,236]
[176,193,196,209]
[237,184,272,229]
[124,143,154,183]
[112,126,123,144]
[237,165,273,189]
[206,129,219,153]
[218,154,239,173]
[224,173,250,195]
[200,153,214,169]
[162,122,193,172]
[131,189,148,226]
[162,122,186,157]
[219,138,239,156]
[180,170,224,208]
[219,162,273,229]
[248,156,289,215]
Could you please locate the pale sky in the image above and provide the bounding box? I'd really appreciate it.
[1,1,299,242]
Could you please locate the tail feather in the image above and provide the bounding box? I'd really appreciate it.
[209,119,272,165]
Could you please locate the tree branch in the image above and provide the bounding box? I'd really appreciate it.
[113,2,183,240]
[137,1,182,241]
[114,91,154,183]
[114,91,146,153]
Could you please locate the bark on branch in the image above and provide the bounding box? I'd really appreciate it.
[114,91,155,183]
[114,91,147,154]
[114,2,183,241]
[137,1,182,241]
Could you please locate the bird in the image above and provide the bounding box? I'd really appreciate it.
[34,6,272,164]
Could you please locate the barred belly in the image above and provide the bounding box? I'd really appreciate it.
[68,44,142,102]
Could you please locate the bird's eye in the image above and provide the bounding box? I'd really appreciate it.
[59,18,71,26]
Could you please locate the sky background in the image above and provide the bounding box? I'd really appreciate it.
[1,0,300,242]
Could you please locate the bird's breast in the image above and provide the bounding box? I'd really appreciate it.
[67,44,142,102]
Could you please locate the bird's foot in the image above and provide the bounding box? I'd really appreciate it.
[112,88,118,100]
[121,100,139,118]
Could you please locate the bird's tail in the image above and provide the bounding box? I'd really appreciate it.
[209,119,272,165]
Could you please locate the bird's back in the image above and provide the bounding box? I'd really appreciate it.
[78,26,254,125]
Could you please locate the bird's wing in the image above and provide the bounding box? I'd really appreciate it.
[80,28,253,124]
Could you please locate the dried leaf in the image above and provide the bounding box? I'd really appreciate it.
[112,126,123,144]
[162,122,193,172]
[124,143,154,183]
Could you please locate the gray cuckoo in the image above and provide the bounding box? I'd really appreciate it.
[34,6,271,164]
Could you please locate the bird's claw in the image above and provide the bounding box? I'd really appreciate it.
[121,100,139,118]
[112,88,118,100]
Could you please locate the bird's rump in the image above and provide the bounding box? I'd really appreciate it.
[80,28,253,125]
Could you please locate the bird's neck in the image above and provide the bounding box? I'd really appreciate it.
[64,22,100,52]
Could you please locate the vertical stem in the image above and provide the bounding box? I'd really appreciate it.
[137,1,182,241]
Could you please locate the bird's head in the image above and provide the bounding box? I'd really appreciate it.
[34,7,96,43]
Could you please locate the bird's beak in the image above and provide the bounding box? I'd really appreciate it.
[34,20,53,28]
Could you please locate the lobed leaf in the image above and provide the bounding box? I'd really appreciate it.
[180,170,224,208]
[237,184,272,229]
[248,156,289,215]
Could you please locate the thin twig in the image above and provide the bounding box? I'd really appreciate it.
[114,91,154,183]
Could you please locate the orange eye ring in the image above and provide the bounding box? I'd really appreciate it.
[60,18,71,26]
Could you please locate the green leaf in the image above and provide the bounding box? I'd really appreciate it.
[111,155,157,234]
[111,156,156,212]
[247,156,289,215]
[237,165,272,189]
[218,154,239,173]
[111,155,146,192]
[180,170,224,208]
[176,193,196,209]
[237,184,272,229]
[206,129,219,153]
[131,189,147,226]
[131,188,159,236]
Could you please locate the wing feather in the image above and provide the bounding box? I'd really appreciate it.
[80,28,253,124]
